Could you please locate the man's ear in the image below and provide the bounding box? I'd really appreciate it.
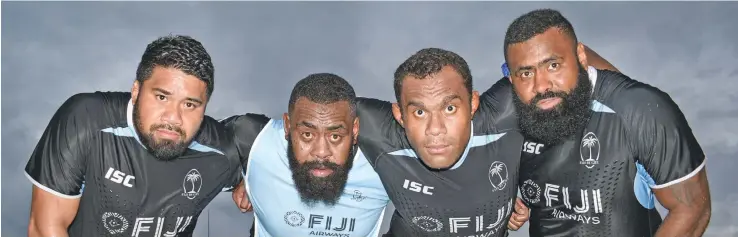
[470,90,480,117]
[391,103,405,128]
[576,42,589,69]
[282,113,290,140]
[131,80,141,104]
[352,117,359,144]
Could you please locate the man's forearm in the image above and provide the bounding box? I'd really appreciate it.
[653,171,712,237]
[655,206,711,237]
[28,219,70,237]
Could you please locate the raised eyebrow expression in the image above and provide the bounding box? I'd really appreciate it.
[406,94,462,111]
[297,121,348,133]
[152,88,204,106]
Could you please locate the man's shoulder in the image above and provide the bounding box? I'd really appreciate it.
[594,70,677,116]
[475,78,519,133]
[57,91,130,130]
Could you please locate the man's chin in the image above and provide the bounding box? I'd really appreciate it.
[420,155,458,170]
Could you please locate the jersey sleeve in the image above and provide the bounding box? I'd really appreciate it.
[474,77,519,134]
[620,85,705,189]
[220,113,271,190]
[355,97,410,166]
[24,93,100,199]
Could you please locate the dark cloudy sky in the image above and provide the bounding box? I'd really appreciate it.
[2,2,737,236]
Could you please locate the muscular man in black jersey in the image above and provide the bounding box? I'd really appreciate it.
[25,35,241,237]
[501,9,711,237]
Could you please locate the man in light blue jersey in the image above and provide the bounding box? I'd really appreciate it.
[223,73,390,237]
[228,72,531,236]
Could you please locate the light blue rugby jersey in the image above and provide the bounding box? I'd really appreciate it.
[245,119,390,237]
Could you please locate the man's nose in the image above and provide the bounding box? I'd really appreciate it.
[425,112,447,136]
[311,137,332,160]
[161,103,183,126]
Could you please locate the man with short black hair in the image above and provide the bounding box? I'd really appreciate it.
[501,8,711,237]
[230,70,531,237]
[25,35,242,237]
[227,73,390,237]
[356,48,525,237]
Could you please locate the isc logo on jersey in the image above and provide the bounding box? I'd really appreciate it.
[101,211,193,236]
[403,179,434,195]
[410,199,513,237]
[521,179,604,225]
[283,211,357,236]
[522,141,544,155]
[105,167,135,188]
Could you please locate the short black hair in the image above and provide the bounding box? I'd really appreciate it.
[503,9,578,62]
[288,73,357,116]
[393,48,473,103]
[135,35,215,99]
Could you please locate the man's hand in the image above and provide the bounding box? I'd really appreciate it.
[508,197,530,231]
[653,169,711,237]
[231,180,252,213]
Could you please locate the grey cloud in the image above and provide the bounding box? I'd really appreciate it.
[3,2,736,236]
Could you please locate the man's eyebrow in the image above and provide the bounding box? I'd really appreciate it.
[185,97,204,105]
[298,121,317,129]
[152,88,204,104]
[441,94,461,105]
[514,55,563,73]
[153,88,172,95]
[406,100,425,110]
[326,124,346,131]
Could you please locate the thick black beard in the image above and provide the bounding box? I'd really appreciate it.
[133,98,190,161]
[512,64,593,145]
[287,134,356,207]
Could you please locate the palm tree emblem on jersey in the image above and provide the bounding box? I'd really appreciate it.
[488,161,508,191]
[580,132,600,169]
[582,137,597,161]
[182,169,203,199]
[186,172,200,193]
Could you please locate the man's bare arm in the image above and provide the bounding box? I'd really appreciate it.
[28,186,80,237]
[652,169,711,237]
[583,44,620,72]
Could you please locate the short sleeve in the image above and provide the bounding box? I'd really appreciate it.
[474,77,519,133]
[24,93,99,199]
[355,97,410,166]
[621,85,705,189]
[220,113,271,189]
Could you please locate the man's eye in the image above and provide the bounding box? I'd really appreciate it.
[446,105,456,113]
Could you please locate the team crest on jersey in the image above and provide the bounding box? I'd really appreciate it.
[579,132,601,169]
[488,161,509,192]
[284,211,305,227]
[101,212,129,234]
[412,216,443,232]
[182,169,203,200]
[521,179,541,204]
[351,190,365,202]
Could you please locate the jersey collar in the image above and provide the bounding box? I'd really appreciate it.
[587,65,598,94]
[126,99,146,147]
[448,121,475,170]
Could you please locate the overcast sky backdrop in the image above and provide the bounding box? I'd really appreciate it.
[2,2,737,236]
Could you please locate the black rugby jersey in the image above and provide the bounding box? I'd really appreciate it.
[515,67,706,237]
[355,81,524,237]
[24,92,241,237]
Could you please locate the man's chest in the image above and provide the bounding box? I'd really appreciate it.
[375,145,520,235]
[519,115,640,224]
[520,114,633,182]
[83,136,231,221]
[247,156,389,237]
